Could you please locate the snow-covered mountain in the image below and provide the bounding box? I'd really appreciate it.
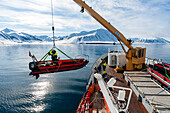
[35,35,52,42]
[0,28,42,44]
[129,37,170,44]
[0,28,118,44]
[56,28,117,44]
[0,28,169,44]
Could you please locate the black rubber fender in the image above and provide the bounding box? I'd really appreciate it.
[29,62,38,70]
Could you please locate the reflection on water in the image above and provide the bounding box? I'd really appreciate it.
[29,80,51,112]
[32,81,50,97]
[0,44,170,113]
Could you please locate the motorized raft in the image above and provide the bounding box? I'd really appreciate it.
[29,47,89,78]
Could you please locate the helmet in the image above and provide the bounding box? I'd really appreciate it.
[52,50,56,54]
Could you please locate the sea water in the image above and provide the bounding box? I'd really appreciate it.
[0,43,170,113]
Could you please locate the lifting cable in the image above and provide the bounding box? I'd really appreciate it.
[40,48,53,61]
[118,39,127,56]
[53,46,75,60]
[39,0,77,63]
[51,0,55,47]
[39,47,76,62]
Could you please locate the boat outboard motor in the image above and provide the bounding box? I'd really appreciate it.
[34,74,40,79]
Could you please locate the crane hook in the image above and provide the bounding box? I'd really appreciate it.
[80,7,84,13]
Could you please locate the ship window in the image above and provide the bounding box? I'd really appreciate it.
[138,49,141,58]
[132,50,137,58]
[142,49,144,57]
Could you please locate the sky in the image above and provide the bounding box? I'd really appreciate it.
[0,0,170,40]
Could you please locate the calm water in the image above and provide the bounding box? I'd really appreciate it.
[0,43,170,113]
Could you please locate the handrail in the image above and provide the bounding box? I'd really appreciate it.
[75,54,89,61]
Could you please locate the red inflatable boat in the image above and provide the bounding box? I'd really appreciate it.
[29,58,89,75]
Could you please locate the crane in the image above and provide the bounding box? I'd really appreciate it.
[73,0,146,71]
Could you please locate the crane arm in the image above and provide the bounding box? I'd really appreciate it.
[73,0,146,71]
[73,0,133,50]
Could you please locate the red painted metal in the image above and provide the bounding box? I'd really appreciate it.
[147,67,170,87]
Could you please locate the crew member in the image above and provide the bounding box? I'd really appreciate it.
[102,60,107,74]
[102,60,109,82]
[49,49,58,62]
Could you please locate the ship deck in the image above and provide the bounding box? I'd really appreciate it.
[88,52,170,113]
[124,71,170,113]
[107,65,170,113]
[106,65,148,113]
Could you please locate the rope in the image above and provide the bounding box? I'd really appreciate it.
[39,55,49,66]
[49,0,78,63]
[161,62,170,79]
[147,86,170,100]
[165,69,170,79]
[40,48,53,61]
[42,54,49,62]
[39,49,54,66]
[54,60,62,71]
[51,0,55,47]
[38,46,77,68]
[118,39,127,56]
[44,60,62,73]
[146,86,170,108]
[50,0,78,63]
[51,0,54,27]
[53,46,78,62]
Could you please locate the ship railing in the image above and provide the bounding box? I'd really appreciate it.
[75,54,89,61]
[91,53,108,72]
[86,53,108,90]
[145,57,162,66]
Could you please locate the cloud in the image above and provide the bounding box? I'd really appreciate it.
[0,0,169,40]
[85,0,170,39]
